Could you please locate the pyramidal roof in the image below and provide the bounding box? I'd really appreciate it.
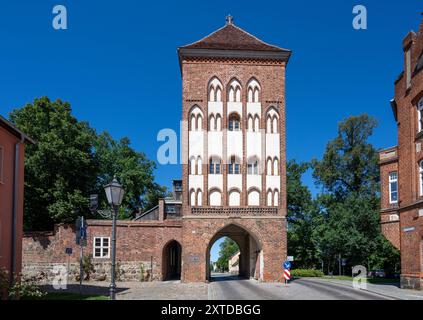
[178,16,291,66]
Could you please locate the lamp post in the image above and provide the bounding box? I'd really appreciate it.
[103,176,124,300]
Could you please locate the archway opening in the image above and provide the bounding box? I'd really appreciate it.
[206,224,263,282]
[162,240,182,280]
[209,237,241,279]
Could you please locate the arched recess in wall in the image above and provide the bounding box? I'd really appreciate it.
[273,189,279,206]
[209,188,222,206]
[228,188,241,206]
[196,189,203,206]
[265,106,279,134]
[247,78,261,103]
[247,187,260,206]
[208,77,223,102]
[227,78,242,103]
[188,105,204,131]
[190,188,196,206]
[266,189,273,206]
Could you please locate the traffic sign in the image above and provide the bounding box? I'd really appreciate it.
[65,247,73,255]
[287,256,294,262]
[283,261,291,270]
[283,269,291,281]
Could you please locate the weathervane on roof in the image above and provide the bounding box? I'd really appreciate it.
[226,15,233,25]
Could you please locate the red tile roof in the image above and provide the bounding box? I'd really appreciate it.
[180,22,289,53]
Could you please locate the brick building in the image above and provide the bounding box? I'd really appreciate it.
[0,115,33,282]
[379,16,423,290]
[23,17,290,283]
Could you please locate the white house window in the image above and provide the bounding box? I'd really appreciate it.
[93,237,110,258]
[247,158,259,175]
[388,172,398,204]
[418,98,423,133]
[209,157,221,174]
[228,113,240,131]
[229,156,240,174]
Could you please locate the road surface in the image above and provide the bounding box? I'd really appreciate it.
[208,273,395,300]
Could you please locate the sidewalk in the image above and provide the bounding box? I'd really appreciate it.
[313,278,423,300]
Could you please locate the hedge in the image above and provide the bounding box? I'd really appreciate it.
[290,269,324,277]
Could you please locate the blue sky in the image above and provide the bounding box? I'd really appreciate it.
[0,1,421,261]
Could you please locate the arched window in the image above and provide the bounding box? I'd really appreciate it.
[229,155,241,174]
[267,190,273,206]
[247,157,259,175]
[229,189,241,206]
[273,189,279,206]
[216,114,222,131]
[228,113,241,131]
[419,160,423,196]
[209,157,221,174]
[209,114,216,131]
[248,188,260,206]
[418,98,423,133]
[209,189,222,206]
[197,189,203,206]
[190,189,196,206]
[266,157,272,175]
[273,157,279,176]
[197,156,202,175]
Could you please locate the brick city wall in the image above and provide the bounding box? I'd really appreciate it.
[22,220,182,283]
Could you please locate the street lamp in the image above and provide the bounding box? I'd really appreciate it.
[103,176,124,300]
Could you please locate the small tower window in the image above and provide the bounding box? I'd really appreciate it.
[418,98,423,133]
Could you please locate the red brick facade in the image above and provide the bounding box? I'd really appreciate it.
[0,116,33,284]
[379,17,423,290]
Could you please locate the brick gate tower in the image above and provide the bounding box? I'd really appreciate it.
[178,16,291,282]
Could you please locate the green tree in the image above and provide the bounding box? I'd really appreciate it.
[215,238,239,272]
[92,132,166,217]
[311,115,399,274]
[286,160,320,268]
[9,97,166,230]
[9,97,96,230]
